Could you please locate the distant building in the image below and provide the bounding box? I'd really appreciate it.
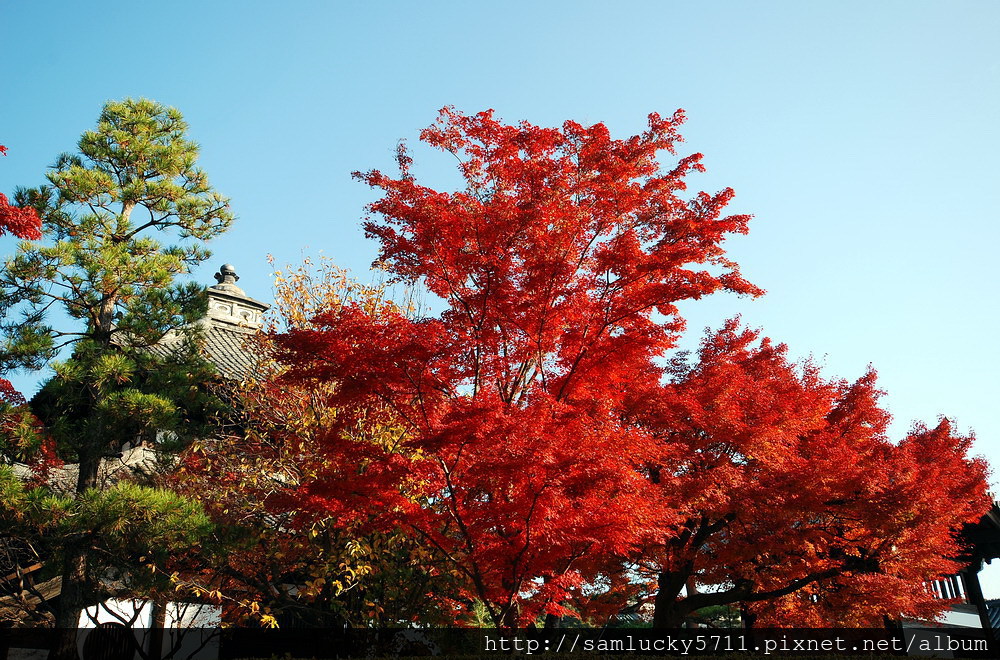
[150,263,269,381]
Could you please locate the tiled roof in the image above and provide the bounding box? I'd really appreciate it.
[11,446,160,494]
[149,324,264,382]
[149,264,270,382]
[200,324,264,381]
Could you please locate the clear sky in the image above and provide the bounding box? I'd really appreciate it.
[3,0,1000,594]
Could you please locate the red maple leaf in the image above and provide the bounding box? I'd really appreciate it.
[0,144,42,240]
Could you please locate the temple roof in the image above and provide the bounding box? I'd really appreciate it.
[964,500,1000,566]
[148,264,270,381]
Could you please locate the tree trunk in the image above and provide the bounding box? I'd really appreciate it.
[149,601,167,660]
[54,549,87,629]
[496,602,520,631]
[49,630,79,660]
[75,449,100,493]
[52,449,101,659]
[652,570,690,628]
[50,559,86,660]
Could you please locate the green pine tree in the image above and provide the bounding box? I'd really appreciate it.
[0,98,233,631]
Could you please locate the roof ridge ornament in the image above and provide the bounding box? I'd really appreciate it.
[214,263,239,285]
[205,262,269,332]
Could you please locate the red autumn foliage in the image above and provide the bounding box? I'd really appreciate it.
[632,320,990,627]
[0,377,63,485]
[0,378,25,407]
[0,193,41,240]
[274,108,760,627]
[0,144,42,240]
[744,418,991,627]
[266,108,988,628]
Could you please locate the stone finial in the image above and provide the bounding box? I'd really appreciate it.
[214,264,239,285]
[205,262,268,330]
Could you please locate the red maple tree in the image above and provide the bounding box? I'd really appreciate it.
[274,108,761,627]
[630,320,990,627]
[0,143,42,409]
[0,144,42,241]
[266,109,988,628]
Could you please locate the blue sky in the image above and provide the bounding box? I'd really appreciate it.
[4,0,1000,592]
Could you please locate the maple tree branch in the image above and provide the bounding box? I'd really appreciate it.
[510,486,547,587]
[685,568,844,612]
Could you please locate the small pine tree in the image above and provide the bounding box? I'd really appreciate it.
[0,98,233,630]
